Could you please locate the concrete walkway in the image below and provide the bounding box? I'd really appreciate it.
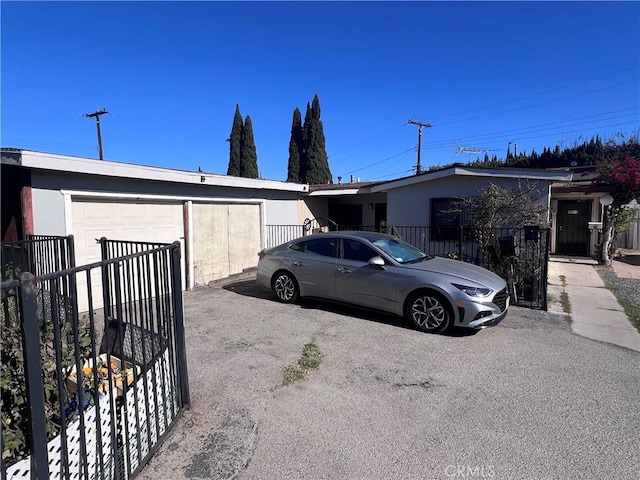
[547,256,640,351]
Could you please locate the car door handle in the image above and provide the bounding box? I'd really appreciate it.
[337,266,352,274]
[292,261,304,267]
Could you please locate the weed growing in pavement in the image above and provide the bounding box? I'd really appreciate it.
[282,343,322,385]
[560,292,572,316]
[558,275,572,322]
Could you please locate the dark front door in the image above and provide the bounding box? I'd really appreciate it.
[374,203,387,229]
[328,202,363,228]
[556,200,590,256]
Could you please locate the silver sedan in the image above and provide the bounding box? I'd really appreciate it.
[257,231,509,333]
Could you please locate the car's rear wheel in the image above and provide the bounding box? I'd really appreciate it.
[272,271,299,303]
[405,291,452,333]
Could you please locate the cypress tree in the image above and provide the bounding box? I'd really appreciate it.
[287,108,303,182]
[300,102,312,182]
[303,94,332,184]
[226,104,243,176]
[240,115,259,178]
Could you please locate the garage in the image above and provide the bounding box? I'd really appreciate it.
[191,202,261,286]
[71,198,185,311]
[2,150,306,313]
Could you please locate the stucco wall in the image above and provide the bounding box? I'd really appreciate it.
[264,199,299,225]
[300,197,329,223]
[387,176,552,226]
[31,186,66,235]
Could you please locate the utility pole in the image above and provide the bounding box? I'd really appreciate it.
[84,109,109,160]
[407,119,433,174]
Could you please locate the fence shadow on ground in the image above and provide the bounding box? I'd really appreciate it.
[615,253,640,266]
[222,280,479,338]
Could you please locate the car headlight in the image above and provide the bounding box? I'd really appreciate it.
[452,283,492,298]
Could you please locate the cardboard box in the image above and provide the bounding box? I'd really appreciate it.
[67,354,141,398]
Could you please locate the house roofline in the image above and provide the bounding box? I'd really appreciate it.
[308,188,362,196]
[369,166,574,193]
[1,148,308,193]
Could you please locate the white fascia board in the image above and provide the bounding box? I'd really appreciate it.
[457,167,573,181]
[60,189,268,205]
[20,150,307,193]
[370,167,573,193]
[307,189,361,196]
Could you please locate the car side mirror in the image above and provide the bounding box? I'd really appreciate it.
[368,256,385,268]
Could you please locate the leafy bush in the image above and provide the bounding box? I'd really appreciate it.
[1,281,94,466]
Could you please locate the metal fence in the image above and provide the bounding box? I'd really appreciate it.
[1,235,75,281]
[2,235,77,329]
[1,238,189,480]
[265,225,305,249]
[265,224,550,309]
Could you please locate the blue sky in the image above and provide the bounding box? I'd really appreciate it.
[2,1,639,182]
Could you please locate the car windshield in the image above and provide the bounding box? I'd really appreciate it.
[372,237,433,264]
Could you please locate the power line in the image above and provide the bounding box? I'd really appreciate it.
[336,147,416,177]
[401,107,639,150]
[328,123,406,158]
[423,116,640,151]
[333,112,638,180]
[429,65,639,123]
[329,130,414,162]
[328,88,637,174]
[366,168,415,181]
[356,122,640,180]
[435,79,637,128]
[422,121,639,158]
[327,67,638,162]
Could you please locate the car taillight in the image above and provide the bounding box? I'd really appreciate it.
[258,250,266,260]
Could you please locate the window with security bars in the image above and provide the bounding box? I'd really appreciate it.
[430,198,472,241]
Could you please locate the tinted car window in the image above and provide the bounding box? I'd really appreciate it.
[304,238,338,258]
[342,239,378,262]
[372,237,431,264]
[289,241,306,252]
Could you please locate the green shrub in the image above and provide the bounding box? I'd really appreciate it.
[1,282,93,466]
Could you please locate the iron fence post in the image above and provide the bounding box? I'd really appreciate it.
[67,234,76,269]
[99,237,111,320]
[458,226,464,260]
[19,272,49,479]
[171,242,190,408]
[542,228,551,311]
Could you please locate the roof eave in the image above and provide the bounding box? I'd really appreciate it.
[12,150,308,192]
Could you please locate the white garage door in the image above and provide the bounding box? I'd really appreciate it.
[72,199,185,312]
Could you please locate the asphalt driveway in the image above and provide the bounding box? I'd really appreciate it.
[138,280,640,480]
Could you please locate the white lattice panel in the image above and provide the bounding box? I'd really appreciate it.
[120,348,178,478]
[7,394,115,480]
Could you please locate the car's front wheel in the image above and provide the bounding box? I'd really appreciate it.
[272,271,299,303]
[405,291,452,333]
